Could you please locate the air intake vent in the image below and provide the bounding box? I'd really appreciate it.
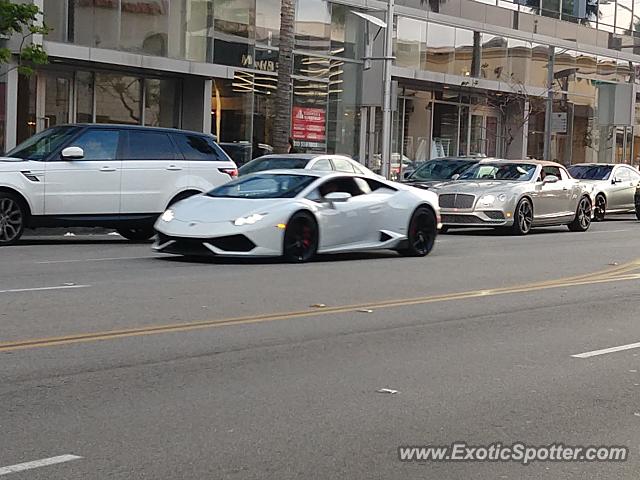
[380,231,392,242]
[21,171,40,182]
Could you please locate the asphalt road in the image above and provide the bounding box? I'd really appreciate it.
[1,218,640,479]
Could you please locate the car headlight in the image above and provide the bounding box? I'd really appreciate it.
[478,193,506,207]
[161,209,175,222]
[233,213,265,226]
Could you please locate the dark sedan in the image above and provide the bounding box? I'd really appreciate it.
[403,156,492,189]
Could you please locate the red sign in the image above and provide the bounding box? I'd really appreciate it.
[292,107,326,142]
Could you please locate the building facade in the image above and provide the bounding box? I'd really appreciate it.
[1,0,640,169]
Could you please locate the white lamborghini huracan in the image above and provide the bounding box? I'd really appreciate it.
[153,170,440,262]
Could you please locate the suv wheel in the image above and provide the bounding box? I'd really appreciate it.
[0,193,26,246]
[116,227,155,242]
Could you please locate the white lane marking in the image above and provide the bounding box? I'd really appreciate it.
[0,455,82,475]
[0,285,90,294]
[36,256,149,265]
[572,342,640,359]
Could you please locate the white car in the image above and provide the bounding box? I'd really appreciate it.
[0,124,237,245]
[154,170,440,262]
[238,154,382,179]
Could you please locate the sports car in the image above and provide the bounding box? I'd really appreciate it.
[153,170,440,262]
[434,160,594,235]
[568,163,640,221]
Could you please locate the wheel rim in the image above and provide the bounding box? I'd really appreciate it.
[410,212,434,255]
[595,196,605,219]
[578,198,592,229]
[0,198,23,243]
[285,219,316,261]
[517,201,532,233]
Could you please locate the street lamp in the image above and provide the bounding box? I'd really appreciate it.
[351,1,395,179]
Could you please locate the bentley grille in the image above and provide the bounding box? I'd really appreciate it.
[439,194,476,209]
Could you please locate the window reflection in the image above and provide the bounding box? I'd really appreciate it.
[394,17,427,70]
[256,0,281,47]
[144,78,181,128]
[296,0,331,53]
[507,38,532,85]
[481,34,508,81]
[95,73,141,125]
[454,29,479,78]
[214,0,254,66]
[425,23,456,75]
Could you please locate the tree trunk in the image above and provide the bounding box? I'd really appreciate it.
[274,0,296,154]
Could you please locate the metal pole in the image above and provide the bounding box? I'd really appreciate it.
[543,46,555,161]
[380,0,394,179]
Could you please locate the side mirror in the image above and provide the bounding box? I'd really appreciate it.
[61,146,84,160]
[324,192,351,203]
[403,171,411,180]
[451,174,460,181]
[543,175,559,184]
[612,176,623,184]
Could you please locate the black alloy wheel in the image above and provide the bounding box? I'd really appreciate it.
[512,198,533,235]
[398,206,437,257]
[283,212,318,263]
[0,193,26,246]
[568,196,592,232]
[593,194,606,222]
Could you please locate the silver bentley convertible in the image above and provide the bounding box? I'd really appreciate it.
[434,160,594,235]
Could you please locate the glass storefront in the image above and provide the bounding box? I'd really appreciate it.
[0,70,6,153]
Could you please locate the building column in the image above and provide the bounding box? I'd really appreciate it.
[5,65,19,151]
[181,77,212,133]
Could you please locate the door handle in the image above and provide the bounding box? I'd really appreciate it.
[100,166,116,172]
[166,165,182,171]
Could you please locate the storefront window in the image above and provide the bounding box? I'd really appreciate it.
[68,0,120,50]
[292,78,328,151]
[182,0,214,62]
[144,78,181,128]
[616,0,634,32]
[394,17,426,70]
[95,73,142,125]
[256,0,281,47]
[121,0,170,56]
[212,77,254,164]
[296,0,332,53]
[454,28,479,78]
[16,75,37,145]
[425,23,456,75]
[76,72,94,123]
[330,5,365,59]
[327,63,360,157]
[214,0,254,66]
[253,79,278,151]
[43,0,67,42]
[295,55,331,79]
[432,103,459,157]
[541,0,561,18]
[481,34,507,81]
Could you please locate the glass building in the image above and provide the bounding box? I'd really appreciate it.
[1,0,640,168]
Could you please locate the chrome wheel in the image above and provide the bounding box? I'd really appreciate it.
[513,199,533,235]
[0,196,24,245]
[568,196,592,232]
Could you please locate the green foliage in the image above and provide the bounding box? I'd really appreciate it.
[0,0,49,74]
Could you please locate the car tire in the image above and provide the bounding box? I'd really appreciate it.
[567,196,592,232]
[398,206,437,257]
[0,192,26,246]
[116,227,155,242]
[282,211,318,263]
[511,198,533,236]
[594,194,606,222]
[635,198,640,220]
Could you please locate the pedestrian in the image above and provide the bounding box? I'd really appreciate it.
[288,137,300,154]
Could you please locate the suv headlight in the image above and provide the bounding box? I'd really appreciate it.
[233,213,265,226]
[161,209,175,222]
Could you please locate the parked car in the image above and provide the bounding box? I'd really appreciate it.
[403,156,493,188]
[0,124,237,245]
[154,170,440,262]
[568,163,640,221]
[238,154,381,178]
[434,160,594,235]
[219,142,273,167]
[635,184,640,220]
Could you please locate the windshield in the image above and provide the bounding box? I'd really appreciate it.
[238,157,311,175]
[458,163,537,181]
[207,173,316,199]
[568,165,613,180]
[6,126,81,160]
[409,159,476,181]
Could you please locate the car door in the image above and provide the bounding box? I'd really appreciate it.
[606,167,631,210]
[120,129,187,214]
[43,128,122,215]
[312,177,368,248]
[533,166,569,219]
[613,167,638,210]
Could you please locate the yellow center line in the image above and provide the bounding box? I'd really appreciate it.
[1,260,640,353]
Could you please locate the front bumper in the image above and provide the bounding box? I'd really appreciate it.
[154,218,284,257]
[440,209,512,227]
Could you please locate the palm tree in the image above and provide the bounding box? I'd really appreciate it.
[273,0,296,153]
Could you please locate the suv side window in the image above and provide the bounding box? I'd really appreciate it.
[311,158,333,171]
[174,134,228,161]
[126,131,177,160]
[333,157,356,173]
[70,129,121,161]
[542,166,561,178]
